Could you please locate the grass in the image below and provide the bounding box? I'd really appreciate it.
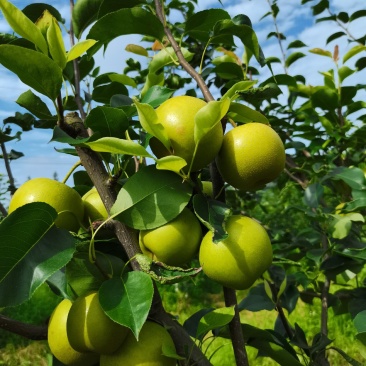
[0,283,60,365]
[0,282,365,365]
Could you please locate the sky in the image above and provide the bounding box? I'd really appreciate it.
[0,0,365,203]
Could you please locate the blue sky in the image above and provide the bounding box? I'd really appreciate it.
[0,0,365,201]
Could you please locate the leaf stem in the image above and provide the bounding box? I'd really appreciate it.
[61,160,82,184]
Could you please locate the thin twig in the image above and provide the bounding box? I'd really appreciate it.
[1,142,16,195]
[266,0,288,74]
[69,0,87,121]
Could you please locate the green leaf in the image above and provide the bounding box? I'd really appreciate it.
[326,31,346,45]
[304,183,324,208]
[67,39,98,62]
[84,106,129,139]
[238,83,282,106]
[66,251,125,298]
[99,272,154,339]
[311,88,339,110]
[72,0,102,39]
[328,166,366,190]
[50,125,90,145]
[262,74,298,87]
[350,10,366,21]
[332,214,364,239]
[184,9,231,42]
[109,73,137,88]
[3,112,34,131]
[125,44,149,57]
[156,156,187,175]
[312,0,329,16]
[228,102,269,124]
[192,194,232,242]
[343,45,366,64]
[0,0,48,54]
[213,62,244,79]
[16,90,55,120]
[287,40,307,49]
[134,99,171,151]
[309,48,333,58]
[354,311,366,335]
[278,276,287,299]
[140,72,165,99]
[221,80,257,100]
[285,52,306,67]
[194,98,230,145]
[135,254,201,285]
[92,82,128,104]
[213,18,265,66]
[47,16,67,69]
[22,3,64,24]
[110,165,192,230]
[149,47,194,74]
[87,8,165,44]
[197,307,235,338]
[0,202,75,307]
[140,86,174,108]
[84,137,153,158]
[0,45,62,100]
[338,66,356,83]
[238,284,276,311]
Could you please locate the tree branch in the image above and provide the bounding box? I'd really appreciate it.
[0,314,47,340]
[153,2,249,365]
[1,142,16,196]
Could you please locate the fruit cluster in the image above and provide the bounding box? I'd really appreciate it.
[48,291,176,366]
[8,96,285,292]
[8,95,285,364]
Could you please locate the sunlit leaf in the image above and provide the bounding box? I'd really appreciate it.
[228,102,269,124]
[194,98,230,144]
[309,48,332,58]
[125,44,149,57]
[0,0,48,54]
[109,74,137,88]
[47,16,67,69]
[84,137,153,158]
[221,80,257,100]
[149,47,194,74]
[0,45,62,100]
[67,39,98,62]
[134,99,171,150]
[156,156,187,175]
[197,307,235,338]
[343,45,366,64]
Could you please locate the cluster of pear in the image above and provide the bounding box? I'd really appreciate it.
[47,291,176,366]
[8,95,285,291]
[142,95,286,290]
